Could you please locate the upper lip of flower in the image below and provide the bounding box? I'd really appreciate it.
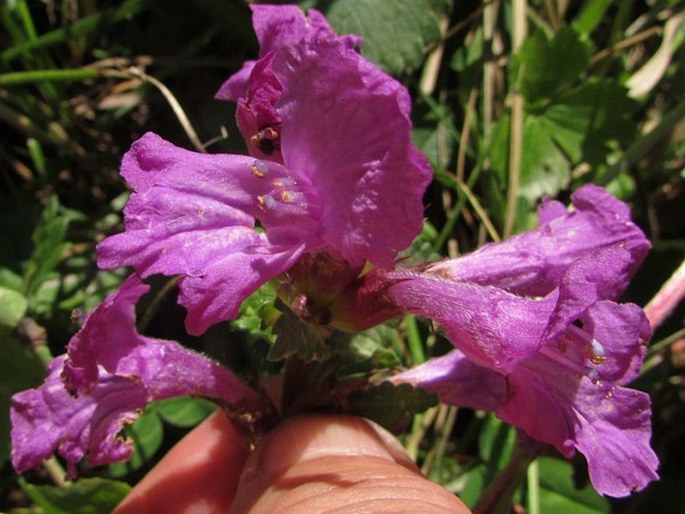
[95,30,431,336]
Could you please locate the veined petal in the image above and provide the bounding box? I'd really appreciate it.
[11,275,269,477]
[97,133,317,332]
[385,270,557,371]
[432,184,649,296]
[544,247,645,340]
[177,241,306,335]
[582,301,650,383]
[215,60,255,101]
[11,356,146,477]
[251,5,361,56]
[275,39,432,267]
[215,4,360,109]
[497,354,659,497]
[390,350,508,412]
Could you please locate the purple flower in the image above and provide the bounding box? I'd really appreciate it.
[10,275,270,478]
[98,31,430,335]
[215,4,362,160]
[381,185,659,496]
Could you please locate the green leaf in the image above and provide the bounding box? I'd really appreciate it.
[269,304,331,362]
[22,196,82,300]
[233,282,278,340]
[331,325,402,376]
[153,396,216,428]
[348,382,437,431]
[458,416,518,507]
[479,416,516,466]
[108,410,163,477]
[540,79,638,164]
[0,286,28,327]
[572,0,615,35]
[513,27,592,104]
[518,115,571,202]
[21,477,131,514]
[451,26,484,73]
[489,113,569,230]
[322,0,448,75]
[537,457,609,513]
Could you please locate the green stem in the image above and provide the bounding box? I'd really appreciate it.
[0,68,101,85]
[504,0,528,239]
[405,315,425,365]
[527,458,541,514]
[2,0,148,61]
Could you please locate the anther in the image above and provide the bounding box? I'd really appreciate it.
[251,159,268,178]
[590,339,607,365]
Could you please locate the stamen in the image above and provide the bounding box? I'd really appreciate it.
[251,159,268,178]
[539,345,601,384]
[278,190,307,205]
[590,339,607,365]
[259,194,279,211]
[568,324,607,366]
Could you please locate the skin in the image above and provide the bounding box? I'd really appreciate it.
[114,412,471,514]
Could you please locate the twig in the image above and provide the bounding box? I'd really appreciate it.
[138,276,181,333]
[589,25,663,68]
[104,67,207,153]
[456,177,501,242]
[456,88,479,183]
[504,0,527,239]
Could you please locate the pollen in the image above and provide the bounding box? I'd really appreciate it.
[251,159,268,178]
[280,190,294,202]
[589,339,607,365]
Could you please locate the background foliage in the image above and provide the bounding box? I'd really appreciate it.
[1,0,683,512]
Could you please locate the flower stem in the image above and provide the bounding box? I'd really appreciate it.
[473,444,537,514]
[644,258,685,331]
[405,315,426,366]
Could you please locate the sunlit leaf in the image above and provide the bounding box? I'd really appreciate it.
[323,0,449,74]
[21,477,131,514]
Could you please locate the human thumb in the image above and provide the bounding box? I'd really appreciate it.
[230,414,470,513]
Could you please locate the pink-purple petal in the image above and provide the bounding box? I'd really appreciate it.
[215,4,361,112]
[497,354,659,497]
[432,184,650,296]
[274,39,432,267]
[177,241,306,335]
[11,275,269,477]
[386,270,557,370]
[11,356,145,476]
[97,132,318,332]
[390,350,508,412]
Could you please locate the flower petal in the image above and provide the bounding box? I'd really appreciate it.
[496,354,659,497]
[11,356,146,477]
[386,270,557,370]
[581,301,650,383]
[251,5,360,56]
[11,275,270,477]
[215,4,360,107]
[544,247,647,340]
[390,350,508,412]
[274,39,432,267]
[432,184,649,296]
[97,133,315,332]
